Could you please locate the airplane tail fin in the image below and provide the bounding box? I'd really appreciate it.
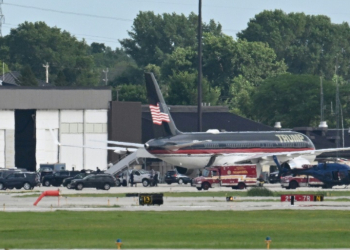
[144,72,181,138]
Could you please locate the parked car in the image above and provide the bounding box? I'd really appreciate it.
[164,170,192,185]
[116,169,156,187]
[42,170,81,187]
[70,173,117,190]
[268,171,280,183]
[0,172,40,190]
[62,170,93,189]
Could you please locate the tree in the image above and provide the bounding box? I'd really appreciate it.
[16,65,38,86]
[160,36,286,110]
[0,21,99,86]
[112,84,147,103]
[120,11,222,67]
[238,10,350,79]
[55,70,68,86]
[167,71,220,105]
[252,74,335,128]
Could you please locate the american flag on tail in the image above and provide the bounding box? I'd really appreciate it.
[149,103,170,125]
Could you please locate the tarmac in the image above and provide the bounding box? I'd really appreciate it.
[1,183,350,212]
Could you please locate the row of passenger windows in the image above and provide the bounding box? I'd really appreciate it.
[192,142,310,149]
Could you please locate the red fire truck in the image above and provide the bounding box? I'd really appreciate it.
[192,164,260,191]
[280,175,323,189]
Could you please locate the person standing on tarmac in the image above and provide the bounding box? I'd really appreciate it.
[130,171,134,187]
[153,172,159,187]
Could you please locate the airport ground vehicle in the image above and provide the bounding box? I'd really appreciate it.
[38,163,66,180]
[42,170,81,187]
[164,170,192,185]
[70,173,117,190]
[0,172,40,190]
[281,174,323,189]
[192,164,260,190]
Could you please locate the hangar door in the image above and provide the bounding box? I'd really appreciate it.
[15,110,36,171]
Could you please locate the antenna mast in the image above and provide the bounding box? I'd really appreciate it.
[43,62,49,83]
[103,68,109,85]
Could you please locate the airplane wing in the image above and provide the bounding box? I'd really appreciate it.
[231,147,350,164]
[89,140,144,148]
[49,128,139,153]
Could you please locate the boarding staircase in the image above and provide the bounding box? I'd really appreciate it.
[105,148,155,175]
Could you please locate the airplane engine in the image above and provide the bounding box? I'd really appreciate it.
[281,157,310,170]
[175,166,195,177]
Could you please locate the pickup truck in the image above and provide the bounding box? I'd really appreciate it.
[42,170,81,187]
[116,169,157,187]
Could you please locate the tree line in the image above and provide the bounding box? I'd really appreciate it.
[1,10,349,128]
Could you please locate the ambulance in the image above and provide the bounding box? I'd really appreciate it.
[192,164,260,190]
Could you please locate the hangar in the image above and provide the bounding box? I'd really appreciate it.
[0,86,111,171]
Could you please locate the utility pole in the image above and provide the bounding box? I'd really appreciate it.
[197,0,203,132]
[0,0,5,37]
[335,57,340,156]
[103,68,109,85]
[43,62,49,83]
[320,76,324,122]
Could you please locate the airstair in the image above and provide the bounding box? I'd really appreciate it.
[105,148,155,175]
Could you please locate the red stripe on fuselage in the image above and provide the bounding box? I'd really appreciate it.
[148,148,315,155]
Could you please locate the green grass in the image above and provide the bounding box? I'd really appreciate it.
[1,210,350,248]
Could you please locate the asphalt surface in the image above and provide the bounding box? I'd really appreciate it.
[1,183,350,212]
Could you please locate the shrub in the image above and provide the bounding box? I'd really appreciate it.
[247,187,274,196]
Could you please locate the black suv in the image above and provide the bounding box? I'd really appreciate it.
[164,170,192,185]
[70,173,117,190]
[268,171,280,183]
[0,172,40,190]
[62,171,94,189]
[42,171,81,187]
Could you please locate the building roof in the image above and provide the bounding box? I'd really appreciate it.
[0,71,20,86]
[0,87,112,109]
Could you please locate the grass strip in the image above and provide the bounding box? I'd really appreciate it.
[0,210,350,248]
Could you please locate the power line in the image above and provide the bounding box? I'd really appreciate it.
[3,3,133,22]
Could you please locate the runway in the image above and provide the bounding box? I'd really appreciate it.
[1,183,350,212]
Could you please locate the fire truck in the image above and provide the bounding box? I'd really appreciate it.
[281,175,323,189]
[192,164,260,191]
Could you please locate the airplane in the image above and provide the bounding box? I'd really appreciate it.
[273,156,350,188]
[105,72,350,175]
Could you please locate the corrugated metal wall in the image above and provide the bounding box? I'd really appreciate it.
[34,109,108,171]
[35,110,59,169]
[0,110,15,168]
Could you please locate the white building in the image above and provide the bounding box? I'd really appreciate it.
[0,87,111,171]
